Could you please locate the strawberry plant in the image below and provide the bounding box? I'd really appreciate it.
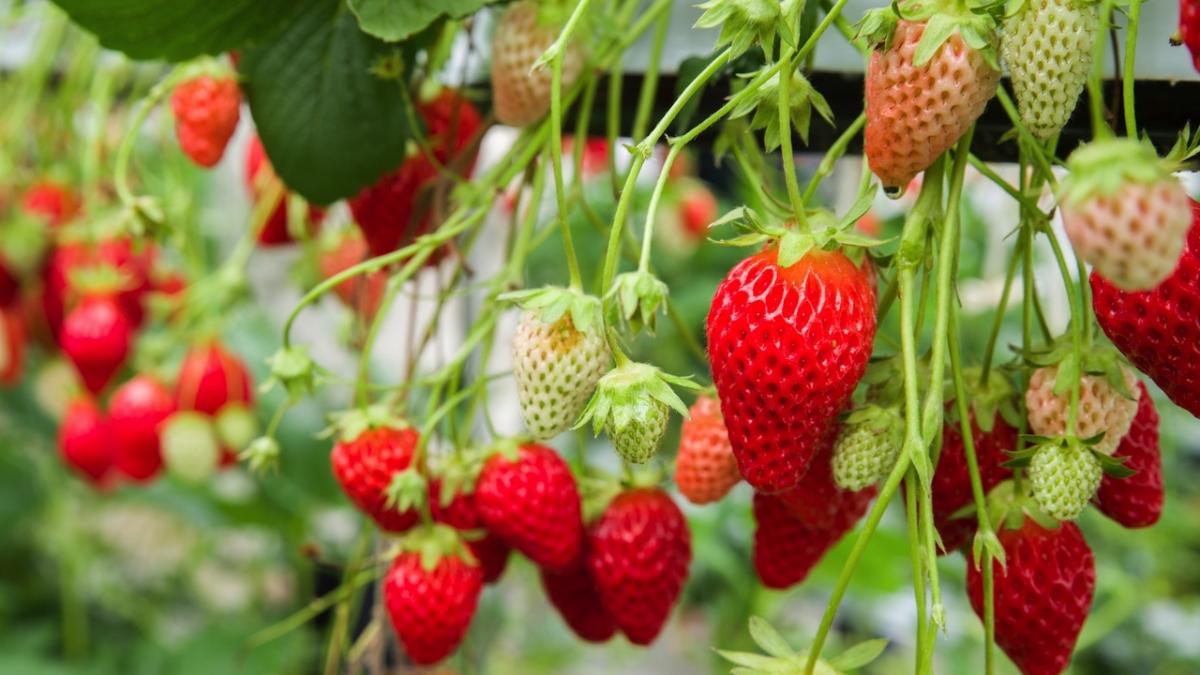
[1,0,1199,673]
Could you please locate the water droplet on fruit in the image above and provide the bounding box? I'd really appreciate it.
[883,185,904,200]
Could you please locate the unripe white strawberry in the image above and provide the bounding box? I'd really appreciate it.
[1001,0,1097,139]
[1029,438,1103,521]
[512,309,610,440]
[1059,139,1192,291]
[831,404,904,491]
[576,362,695,465]
[1025,364,1139,455]
[490,1,583,128]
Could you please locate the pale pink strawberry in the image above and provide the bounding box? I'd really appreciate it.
[490,1,583,128]
[1025,365,1140,455]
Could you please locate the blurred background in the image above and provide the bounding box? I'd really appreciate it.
[3,1,1200,674]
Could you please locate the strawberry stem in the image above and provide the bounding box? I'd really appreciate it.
[1086,0,1118,139]
[548,32,585,291]
[777,49,809,231]
[1122,0,1142,137]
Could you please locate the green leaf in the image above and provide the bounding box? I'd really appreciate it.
[348,0,496,42]
[240,3,413,204]
[51,0,311,62]
[747,617,796,659]
[828,638,889,670]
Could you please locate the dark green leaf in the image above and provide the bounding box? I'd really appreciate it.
[51,0,313,62]
[348,0,496,42]
[241,2,412,204]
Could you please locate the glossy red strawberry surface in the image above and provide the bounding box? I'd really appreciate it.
[174,341,254,416]
[773,425,874,529]
[540,550,618,643]
[931,411,1016,553]
[60,294,132,394]
[22,180,80,226]
[474,444,583,570]
[384,550,482,666]
[1091,200,1200,418]
[707,247,876,493]
[588,488,691,646]
[330,426,420,532]
[967,518,1094,675]
[171,75,240,168]
[59,396,114,484]
[429,480,511,584]
[1094,381,1162,528]
[0,306,26,386]
[109,375,175,482]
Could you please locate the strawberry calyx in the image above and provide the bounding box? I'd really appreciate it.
[694,0,789,59]
[1024,337,1137,400]
[267,344,316,399]
[240,436,281,473]
[500,286,604,337]
[944,366,1022,433]
[575,362,697,438]
[728,65,833,151]
[1059,138,1175,207]
[606,270,668,334]
[578,473,623,524]
[710,204,887,268]
[1006,434,1131,520]
[394,522,477,572]
[858,0,999,69]
[69,263,132,300]
[327,404,411,443]
[430,448,486,505]
[385,467,429,514]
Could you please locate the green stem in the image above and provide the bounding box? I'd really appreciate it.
[980,228,1023,381]
[550,46,584,290]
[1122,0,1141,137]
[634,48,732,156]
[803,112,866,202]
[631,4,673,141]
[776,49,808,230]
[113,67,188,209]
[1087,0,1117,138]
[247,569,380,649]
[904,473,930,673]
[639,144,682,271]
[995,89,1059,190]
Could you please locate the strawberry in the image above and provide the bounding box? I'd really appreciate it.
[707,247,876,493]
[752,488,871,589]
[0,259,18,308]
[774,426,877,529]
[175,340,254,416]
[967,517,1094,675]
[160,411,221,483]
[678,180,719,239]
[429,480,511,584]
[1059,139,1192,290]
[1025,364,1139,456]
[417,89,484,171]
[60,292,133,394]
[244,134,325,246]
[109,375,175,482]
[59,396,114,484]
[588,488,691,645]
[540,550,618,643]
[42,237,155,338]
[674,395,740,505]
[384,526,482,666]
[490,1,584,128]
[1091,199,1200,417]
[831,404,904,491]
[0,306,26,386]
[1094,381,1162,528]
[330,414,420,533]
[510,291,610,440]
[318,230,388,320]
[474,442,583,570]
[171,75,240,168]
[578,362,692,464]
[1180,0,1200,72]
[862,12,999,190]
[931,411,1016,553]
[1001,0,1097,139]
[22,180,80,226]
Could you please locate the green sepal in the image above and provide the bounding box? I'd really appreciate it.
[499,286,604,337]
[326,404,410,443]
[575,362,698,437]
[1164,122,1200,169]
[694,0,783,60]
[1094,448,1135,478]
[855,6,900,50]
[944,366,1019,433]
[827,638,889,671]
[1025,337,1136,400]
[728,67,834,150]
[385,467,428,513]
[606,270,669,334]
[1059,138,1175,207]
[240,436,281,474]
[69,262,133,297]
[483,436,525,464]
[428,448,486,507]
[395,523,476,572]
[267,345,316,399]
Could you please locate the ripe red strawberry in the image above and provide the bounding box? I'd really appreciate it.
[1180,0,1200,71]
[674,394,739,505]
[330,421,420,533]
[0,259,18,308]
[1094,381,1162,528]
[244,135,325,246]
[59,396,114,484]
[474,443,583,570]
[22,180,80,226]
[931,411,1016,553]
[707,247,876,493]
[175,340,254,416]
[317,229,387,320]
[678,181,718,239]
[384,528,483,666]
[1091,199,1200,418]
[429,480,511,584]
[171,75,241,167]
[540,550,618,643]
[588,488,691,645]
[1059,139,1191,291]
[967,518,1094,675]
[752,489,870,589]
[490,1,584,127]
[42,238,155,338]
[60,293,133,394]
[863,16,1000,190]
[109,375,176,482]
[349,91,480,260]
[0,306,26,386]
[773,426,877,529]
